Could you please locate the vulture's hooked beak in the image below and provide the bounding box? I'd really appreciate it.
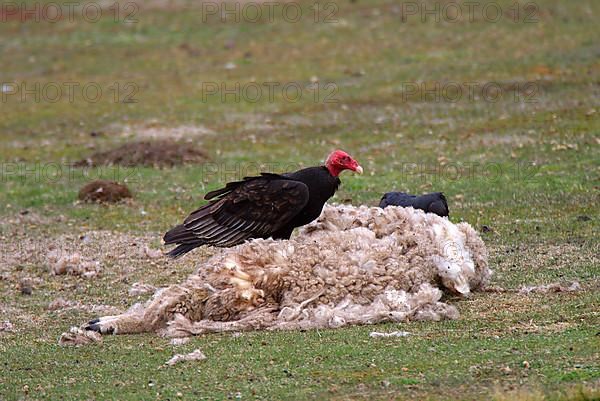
[354,165,364,174]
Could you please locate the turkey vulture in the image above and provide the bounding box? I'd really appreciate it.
[379,192,449,217]
[163,150,363,258]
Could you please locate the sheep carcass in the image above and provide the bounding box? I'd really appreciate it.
[83,205,490,337]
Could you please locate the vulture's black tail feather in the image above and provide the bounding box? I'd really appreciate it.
[166,243,202,258]
[163,224,204,258]
[164,224,193,244]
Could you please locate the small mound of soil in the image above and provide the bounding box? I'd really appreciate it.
[78,180,132,203]
[75,140,208,168]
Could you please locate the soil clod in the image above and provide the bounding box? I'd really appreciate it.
[78,180,132,203]
[75,140,208,168]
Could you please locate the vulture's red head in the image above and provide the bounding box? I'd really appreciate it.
[325,150,363,177]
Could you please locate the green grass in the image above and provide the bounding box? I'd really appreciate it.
[1,0,599,399]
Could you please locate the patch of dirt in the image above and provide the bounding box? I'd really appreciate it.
[12,229,212,340]
[47,298,121,315]
[0,228,210,293]
[2,231,150,270]
[0,209,56,227]
[118,123,215,141]
[0,227,206,336]
[47,250,102,278]
[223,112,276,133]
[75,140,208,168]
[78,180,132,203]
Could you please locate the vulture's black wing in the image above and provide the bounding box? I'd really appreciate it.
[427,193,449,217]
[164,174,309,256]
[379,192,415,209]
[379,192,449,217]
[203,173,284,200]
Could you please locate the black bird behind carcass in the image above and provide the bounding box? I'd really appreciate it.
[163,150,363,258]
[379,192,449,217]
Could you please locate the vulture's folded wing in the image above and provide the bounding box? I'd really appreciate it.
[182,175,309,247]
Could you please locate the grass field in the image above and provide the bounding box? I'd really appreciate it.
[0,0,599,399]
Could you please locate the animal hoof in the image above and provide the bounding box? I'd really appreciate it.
[85,323,114,335]
[85,323,101,332]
